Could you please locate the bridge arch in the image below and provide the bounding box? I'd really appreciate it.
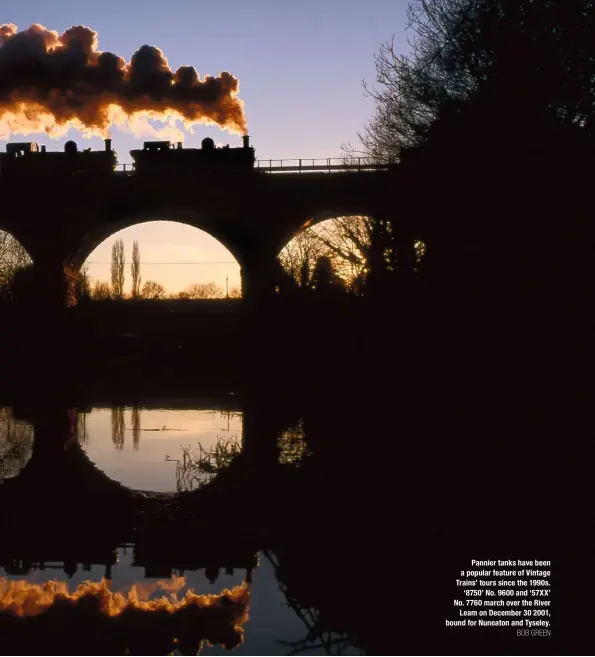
[276,213,378,293]
[75,219,242,300]
[68,207,247,273]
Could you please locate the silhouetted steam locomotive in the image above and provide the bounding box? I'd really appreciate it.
[0,135,256,176]
[0,139,117,176]
[129,135,256,174]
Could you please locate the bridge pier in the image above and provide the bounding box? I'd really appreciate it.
[13,258,78,310]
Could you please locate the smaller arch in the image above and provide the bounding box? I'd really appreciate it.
[277,214,375,294]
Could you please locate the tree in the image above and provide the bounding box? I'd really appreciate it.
[141,280,166,299]
[279,228,327,289]
[111,239,125,299]
[77,264,91,301]
[91,280,112,300]
[228,285,242,299]
[183,282,224,299]
[353,0,595,163]
[312,256,345,294]
[279,216,418,295]
[0,230,32,297]
[131,240,141,299]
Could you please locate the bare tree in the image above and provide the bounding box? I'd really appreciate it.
[0,230,32,296]
[280,216,426,294]
[349,0,595,162]
[91,280,112,300]
[279,228,327,290]
[131,240,141,299]
[228,285,242,299]
[111,239,125,299]
[141,280,166,299]
[183,282,225,299]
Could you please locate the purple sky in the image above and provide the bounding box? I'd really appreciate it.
[2,0,411,292]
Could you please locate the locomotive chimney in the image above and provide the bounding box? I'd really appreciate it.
[242,135,250,149]
[104,138,112,152]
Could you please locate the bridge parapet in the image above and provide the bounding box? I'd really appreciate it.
[114,157,397,175]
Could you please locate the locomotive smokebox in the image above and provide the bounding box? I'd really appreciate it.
[242,135,250,149]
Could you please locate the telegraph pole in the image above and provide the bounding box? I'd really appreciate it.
[226,274,229,298]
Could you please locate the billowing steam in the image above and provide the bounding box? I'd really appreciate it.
[0,576,250,654]
[0,23,247,141]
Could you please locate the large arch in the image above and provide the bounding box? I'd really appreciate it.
[74,218,242,301]
[67,206,248,273]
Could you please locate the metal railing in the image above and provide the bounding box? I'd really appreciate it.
[114,158,395,174]
[254,158,395,172]
[115,163,135,173]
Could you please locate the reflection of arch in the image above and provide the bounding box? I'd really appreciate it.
[0,408,34,482]
[66,208,246,272]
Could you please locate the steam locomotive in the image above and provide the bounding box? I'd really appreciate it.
[129,135,256,175]
[0,139,117,177]
[0,135,256,177]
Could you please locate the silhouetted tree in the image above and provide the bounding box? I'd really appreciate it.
[183,282,224,299]
[141,280,166,299]
[228,285,242,299]
[111,239,125,299]
[352,0,595,162]
[91,280,112,300]
[279,228,327,289]
[280,217,423,294]
[131,240,141,299]
[312,256,345,295]
[0,230,32,298]
[76,264,91,301]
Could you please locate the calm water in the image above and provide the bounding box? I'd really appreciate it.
[79,407,243,492]
[0,405,357,656]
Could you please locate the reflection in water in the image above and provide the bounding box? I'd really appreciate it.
[132,406,141,451]
[79,407,242,492]
[0,408,34,483]
[168,435,242,492]
[278,420,310,466]
[0,575,250,655]
[111,407,126,450]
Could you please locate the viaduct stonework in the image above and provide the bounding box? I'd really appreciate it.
[0,139,408,306]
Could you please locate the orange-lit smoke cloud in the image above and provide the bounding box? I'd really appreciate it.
[0,576,250,653]
[0,24,248,141]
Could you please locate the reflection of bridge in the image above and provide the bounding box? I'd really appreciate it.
[0,402,281,581]
[0,151,406,307]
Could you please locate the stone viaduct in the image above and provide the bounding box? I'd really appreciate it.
[0,163,411,306]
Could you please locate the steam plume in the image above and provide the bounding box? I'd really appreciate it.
[0,24,247,140]
[0,576,250,654]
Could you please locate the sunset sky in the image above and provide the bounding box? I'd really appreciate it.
[2,0,410,293]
